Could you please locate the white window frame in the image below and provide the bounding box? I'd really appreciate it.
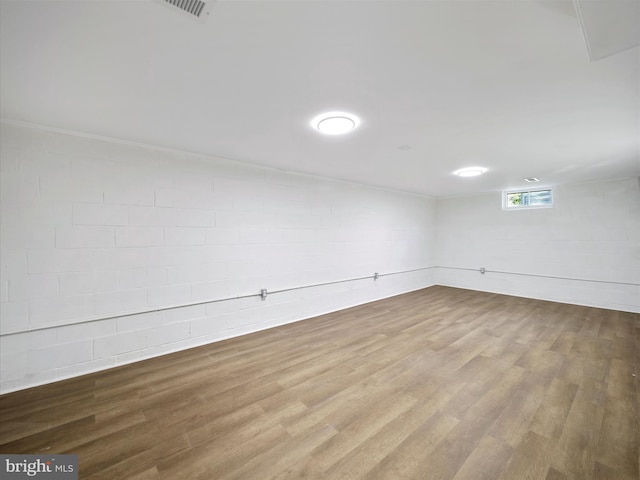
[502,188,554,210]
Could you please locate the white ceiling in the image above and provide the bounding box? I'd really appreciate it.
[1,0,638,197]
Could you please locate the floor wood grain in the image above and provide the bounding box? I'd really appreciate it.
[1,286,638,479]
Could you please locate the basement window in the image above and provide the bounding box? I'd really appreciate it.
[503,188,553,210]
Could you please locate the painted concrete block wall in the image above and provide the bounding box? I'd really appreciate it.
[435,177,640,312]
[0,122,435,393]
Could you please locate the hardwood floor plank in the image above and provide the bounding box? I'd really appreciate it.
[325,395,456,480]
[489,378,546,447]
[366,411,460,480]
[529,378,579,440]
[160,424,289,479]
[497,430,551,480]
[544,467,569,480]
[411,413,497,480]
[287,393,417,478]
[235,425,339,480]
[186,399,303,450]
[549,390,606,479]
[592,461,639,480]
[594,359,639,478]
[514,347,564,386]
[452,435,513,480]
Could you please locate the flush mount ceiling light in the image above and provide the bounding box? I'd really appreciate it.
[311,112,360,135]
[524,177,540,183]
[453,167,487,177]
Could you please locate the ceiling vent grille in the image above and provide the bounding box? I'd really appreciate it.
[159,0,213,21]
[165,0,205,17]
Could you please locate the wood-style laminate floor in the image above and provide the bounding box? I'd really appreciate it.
[1,286,638,479]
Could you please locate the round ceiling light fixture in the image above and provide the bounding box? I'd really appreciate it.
[453,167,487,177]
[311,112,360,135]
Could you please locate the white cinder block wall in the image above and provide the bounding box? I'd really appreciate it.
[0,123,435,393]
[435,177,640,313]
[2,121,637,393]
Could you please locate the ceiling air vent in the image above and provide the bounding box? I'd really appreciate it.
[157,0,214,21]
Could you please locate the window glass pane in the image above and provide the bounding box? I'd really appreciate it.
[507,192,522,206]
[528,189,552,206]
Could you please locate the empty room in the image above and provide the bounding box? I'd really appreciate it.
[0,1,638,479]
